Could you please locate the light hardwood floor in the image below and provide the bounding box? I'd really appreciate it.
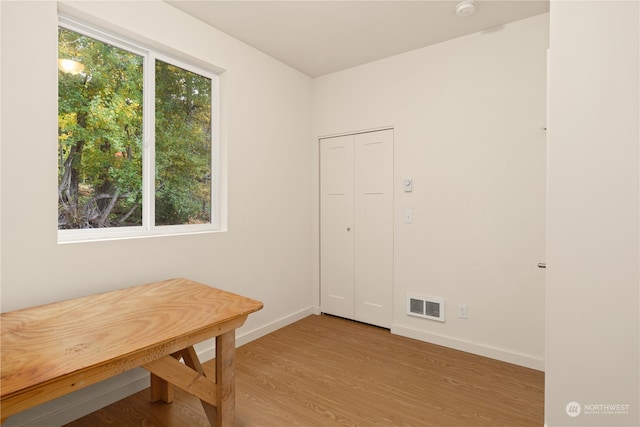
[65,314,544,427]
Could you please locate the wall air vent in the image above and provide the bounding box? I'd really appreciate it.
[409,297,424,315]
[406,294,445,322]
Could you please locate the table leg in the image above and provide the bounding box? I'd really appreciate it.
[150,373,174,403]
[216,330,235,427]
[150,351,182,403]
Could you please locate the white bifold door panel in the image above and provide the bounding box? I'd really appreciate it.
[320,129,393,328]
[353,130,394,327]
[320,134,355,320]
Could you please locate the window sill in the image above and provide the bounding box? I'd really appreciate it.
[58,225,225,244]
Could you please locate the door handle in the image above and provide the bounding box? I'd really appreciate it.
[538,263,546,269]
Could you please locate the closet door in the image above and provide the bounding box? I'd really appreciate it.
[354,130,394,328]
[320,129,394,328]
[320,135,355,320]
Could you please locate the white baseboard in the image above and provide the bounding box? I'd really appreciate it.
[391,324,545,372]
[195,306,315,362]
[4,306,315,427]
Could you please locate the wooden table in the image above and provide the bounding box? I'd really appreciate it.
[0,278,263,426]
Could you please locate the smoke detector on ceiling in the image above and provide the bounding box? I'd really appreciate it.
[455,0,477,17]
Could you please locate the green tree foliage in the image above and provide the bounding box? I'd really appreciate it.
[155,60,212,225]
[58,27,213,230]
[58,27,143,229]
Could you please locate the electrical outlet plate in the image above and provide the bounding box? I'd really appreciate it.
[458,304,468,319]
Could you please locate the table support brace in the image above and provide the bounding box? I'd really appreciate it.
[143,330,235,427]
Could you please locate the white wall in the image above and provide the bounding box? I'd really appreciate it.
[546,1,639,426]
[312,13,549,370]
[0,1,313,425]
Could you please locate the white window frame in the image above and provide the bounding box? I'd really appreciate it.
[58,17,221,243]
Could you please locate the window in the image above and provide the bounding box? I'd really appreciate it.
[57,18,219,242]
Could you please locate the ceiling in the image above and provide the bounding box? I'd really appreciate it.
[166,1,550,77]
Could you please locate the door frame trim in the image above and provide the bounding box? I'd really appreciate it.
[318,125,394,141]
